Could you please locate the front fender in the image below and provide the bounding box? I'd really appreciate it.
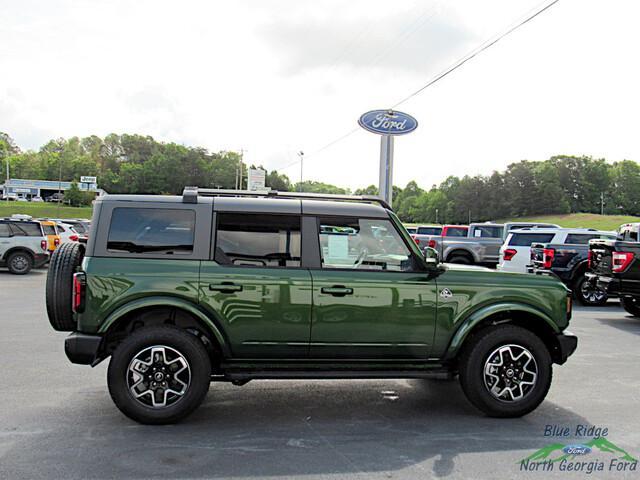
[98,296,230,357]
[443,302,561,360]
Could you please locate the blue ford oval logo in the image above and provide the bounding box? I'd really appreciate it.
[562,444,592,456]
[358,109,418,136]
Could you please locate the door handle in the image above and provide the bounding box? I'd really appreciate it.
[321,286,353,297]
[209,282,243,293]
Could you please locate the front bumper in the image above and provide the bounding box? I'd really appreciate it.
[554,330,578,365]
[65,332,102,365]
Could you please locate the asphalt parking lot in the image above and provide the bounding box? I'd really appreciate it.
[1,270,639,480]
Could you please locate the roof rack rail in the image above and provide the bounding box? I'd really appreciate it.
[181,187,392,210]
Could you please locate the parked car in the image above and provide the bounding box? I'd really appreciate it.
[411,224,467,249]
[527,229,617,305]
[55,222,80,243]
[0,218,49,274]
[45,188,576,424]
[422,222,559,265]
[50,218,91,242]
[38,220,61,253]
[31,196,44,202]
[587,223,640,315]
[46,193,65,203]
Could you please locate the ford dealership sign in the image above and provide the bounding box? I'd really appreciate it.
[358,109,418,136]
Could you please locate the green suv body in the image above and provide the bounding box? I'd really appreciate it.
[48,189,577,424]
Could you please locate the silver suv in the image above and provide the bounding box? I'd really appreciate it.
[0,219,49,274]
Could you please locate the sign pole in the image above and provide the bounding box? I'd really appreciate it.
[378,135,394,207]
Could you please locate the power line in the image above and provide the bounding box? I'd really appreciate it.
[392,0,561,108]
[274,0,561,172]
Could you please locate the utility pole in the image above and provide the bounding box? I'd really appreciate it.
[601,191,605,216]
[298,151,304,192]
[57,153,63,215]
[435,208,439,224]
[4,154,9,203]
[238,149,245,190]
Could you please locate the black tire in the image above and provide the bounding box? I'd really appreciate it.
[108,326,211,425]
[448,255,472,265]
[45,242,84,331]
[459,325,552,418]
[7,251,33,275]
[620,297,640,317]
[575,275,607,306]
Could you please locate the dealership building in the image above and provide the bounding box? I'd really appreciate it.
[0,178,105,200]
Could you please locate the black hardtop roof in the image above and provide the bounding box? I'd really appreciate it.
[98,188,391,218]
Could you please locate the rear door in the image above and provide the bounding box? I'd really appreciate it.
[199,208,312,359]
[308,216,437,359]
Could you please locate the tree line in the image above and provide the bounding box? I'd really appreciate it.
[1,132,639,222]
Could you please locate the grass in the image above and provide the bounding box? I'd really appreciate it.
[0,202,93,220]
[496,213,640,231]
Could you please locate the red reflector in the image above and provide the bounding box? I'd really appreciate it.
[612,251,634,273]
[54,238,60,247]
[587,249,592,269]
[503,248,517,261]
[69,235,79,242]
[543,248,555,269]
[428,239,436,249]
[72,273,85,313]
[41,240,47,251]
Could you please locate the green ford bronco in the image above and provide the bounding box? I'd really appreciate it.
[46,188,577,424]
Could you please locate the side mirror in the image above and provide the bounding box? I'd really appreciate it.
[423,246,439,266]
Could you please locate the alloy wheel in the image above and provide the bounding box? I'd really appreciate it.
[483,344,538,402]
[127,345,191,408]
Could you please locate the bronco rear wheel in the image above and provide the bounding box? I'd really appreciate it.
[459,325,552,417]
[46,242,84,331]
[107,326,211,424]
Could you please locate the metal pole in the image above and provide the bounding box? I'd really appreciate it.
[378,135,394,207]
[298,151,304,192]
[435,208,439,224]
[57,154,62,215]
[239,149,244,190]
[5,155,9,203]
[601,192,604,216]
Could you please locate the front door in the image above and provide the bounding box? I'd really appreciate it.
[310,216,437,359]
[199,213,312,359]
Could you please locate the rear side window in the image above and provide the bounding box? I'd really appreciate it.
[509,233,555,246]
[42,225,57,235]
[445,227,467,237]
[0,224,10,237]
[417,226,442,235]
[621,230,638,241]
[215,214,301,267]
[107,208,195,254]
[565,233,616,245]
[8,222,42,236]
[472,226,503,238]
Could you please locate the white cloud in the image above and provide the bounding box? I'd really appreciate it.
[1,0,639,190]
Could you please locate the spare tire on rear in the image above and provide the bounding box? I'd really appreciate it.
[46,242,85,331]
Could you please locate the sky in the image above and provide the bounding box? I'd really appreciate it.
[1,0,639,190]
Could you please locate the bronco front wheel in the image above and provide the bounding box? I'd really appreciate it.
[107,326,211,424]
[459,325,552,417]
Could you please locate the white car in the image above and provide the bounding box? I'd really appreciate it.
[498,228,616,273]
[55,222,80,243]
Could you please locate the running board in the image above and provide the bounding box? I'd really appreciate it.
[216,368,454,382]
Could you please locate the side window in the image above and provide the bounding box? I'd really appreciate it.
[472,226,503,238]
[318,217,413,271]
[446,227,468,237]
[215,214,301,267]
[42,225,57,235]
[107,208,195,254]
[417,227,442,235]
[565,234,598,245]
[0,224,10,237]
[9,223,42,236]
[509,233,556,246]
